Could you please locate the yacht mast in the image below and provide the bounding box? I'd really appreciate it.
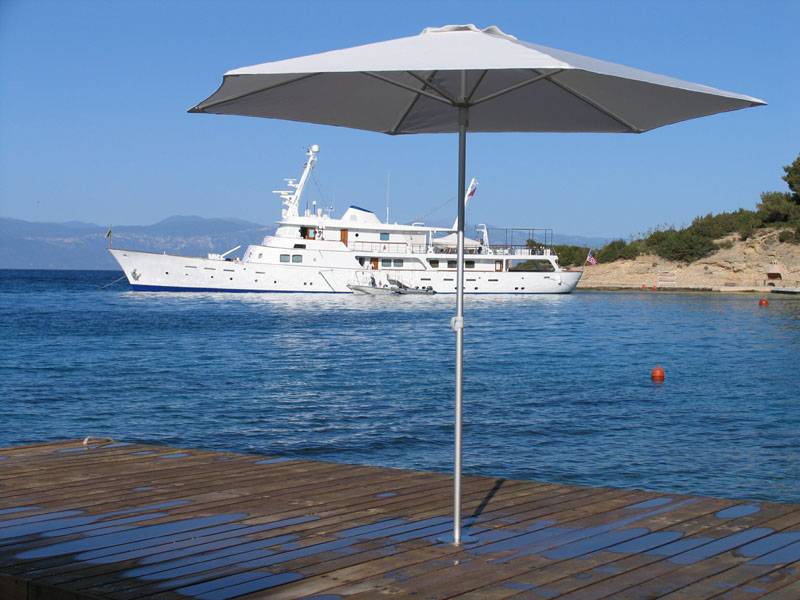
[273,144,319,219]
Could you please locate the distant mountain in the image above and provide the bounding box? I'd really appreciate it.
[551,233,614,248]
[0,215,613,270]
[0,216,272,270]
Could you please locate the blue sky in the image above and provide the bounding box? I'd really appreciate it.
[0,0,797,239]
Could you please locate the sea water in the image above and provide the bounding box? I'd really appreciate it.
[1,270,798,503]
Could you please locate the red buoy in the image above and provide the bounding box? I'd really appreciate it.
[759,298,769,307]
[651,366,665,382]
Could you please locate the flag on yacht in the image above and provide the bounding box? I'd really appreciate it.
[586,251,597,265]
[465,178,478,201]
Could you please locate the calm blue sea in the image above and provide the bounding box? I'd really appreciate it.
[1,270,798,503]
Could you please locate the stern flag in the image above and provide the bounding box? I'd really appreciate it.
[452,178,479,230]
[586,250,597,265]
[465,178,478,202]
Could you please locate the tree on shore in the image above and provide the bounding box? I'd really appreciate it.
[782,155,800,203]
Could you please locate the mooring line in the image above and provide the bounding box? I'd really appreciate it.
[99,275,127,289]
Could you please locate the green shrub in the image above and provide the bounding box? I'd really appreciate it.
[596,239,641,263]
[552,244,590,267]
[758,191,800,223]
[779,227,800,244]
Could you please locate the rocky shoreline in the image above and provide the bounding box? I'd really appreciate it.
[575,229,800,293]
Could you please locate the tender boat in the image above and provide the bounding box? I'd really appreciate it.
[110,146,582,294]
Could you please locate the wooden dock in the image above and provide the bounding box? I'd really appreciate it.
[2,440,799,599]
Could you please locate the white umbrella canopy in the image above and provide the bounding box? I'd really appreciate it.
[191,24,764,546]
[191,24,763,133]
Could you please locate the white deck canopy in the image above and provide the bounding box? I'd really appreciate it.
[433,233,481,249]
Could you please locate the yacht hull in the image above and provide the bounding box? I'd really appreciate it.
[110,248,582,295]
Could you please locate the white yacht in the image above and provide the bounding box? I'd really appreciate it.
[110,146,582,294]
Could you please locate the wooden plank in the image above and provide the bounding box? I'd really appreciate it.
[257,489,650,600]
[544,505,800,599]
[70,478,556,598]
[1,440,796,600]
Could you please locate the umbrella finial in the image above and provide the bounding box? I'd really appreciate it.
[420,24,517,40]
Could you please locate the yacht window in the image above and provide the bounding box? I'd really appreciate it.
[380,232,390,241]
[447,260,456,269]
[258,253,263,259]
[280,254,290,263]
[465,260,475,269]
[293,244,306,249]
[292,255,303,263]
[428,259,439,268]
[381,258,392,267]
[508,259,555,272]
[393,259,404,267]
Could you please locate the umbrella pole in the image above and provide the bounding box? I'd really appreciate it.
[452,102,468,546]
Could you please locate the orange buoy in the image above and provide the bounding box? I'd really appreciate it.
[758,298,769,307]
[651,366,665,382]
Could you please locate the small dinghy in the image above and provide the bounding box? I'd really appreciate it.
[347,284,397,295]
[389,279,437,295]
[393,287,436,295]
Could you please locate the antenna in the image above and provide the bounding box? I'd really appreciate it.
[385,172,391,224]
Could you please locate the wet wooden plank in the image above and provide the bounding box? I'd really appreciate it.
[1,439,798,600]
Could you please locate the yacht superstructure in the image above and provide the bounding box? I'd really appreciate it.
[110,146,582,294]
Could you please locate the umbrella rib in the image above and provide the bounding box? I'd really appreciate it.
[191,73,321,112]
[390,71,439,135]
[466,70,489,103]
[470,70,561,106]
[547,74,642,132]
[406,71,457,104]
[362,72,454,106]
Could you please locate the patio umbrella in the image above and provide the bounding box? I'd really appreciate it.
[191,24,764,545]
